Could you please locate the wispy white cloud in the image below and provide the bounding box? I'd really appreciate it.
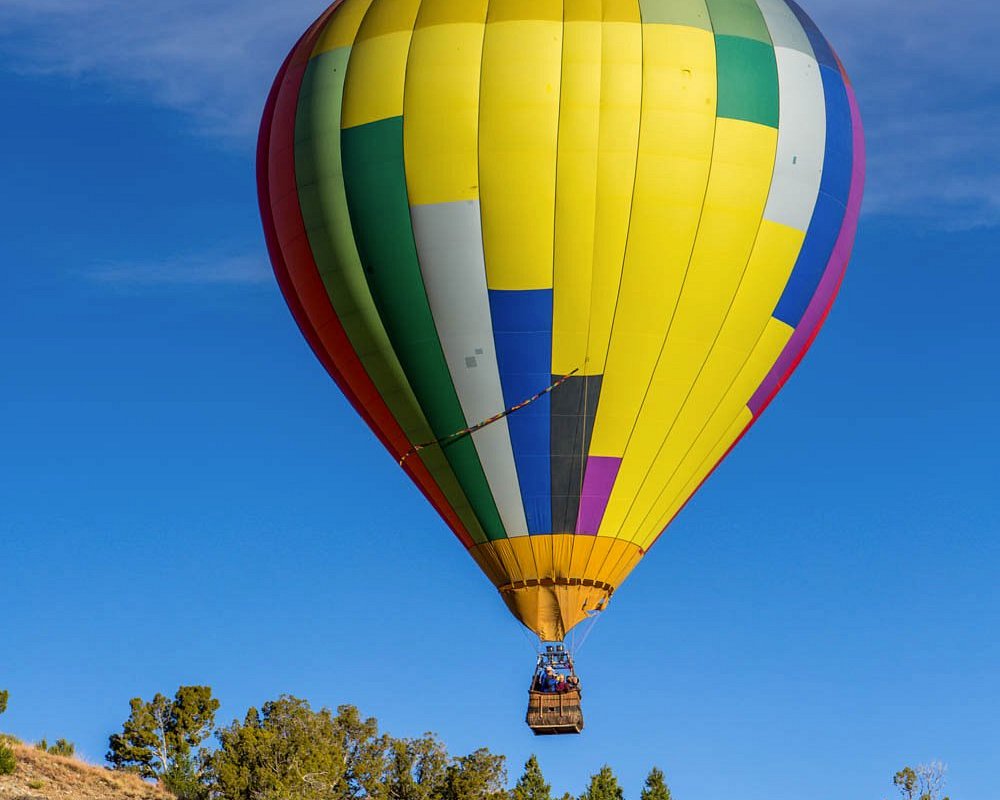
[0,0,326,139]
[862,109,999,230]
[804,0,1000,227]
[88,253,272,286]
[1,0,997,226]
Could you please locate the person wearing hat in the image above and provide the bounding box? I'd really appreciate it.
[542,665,557,692]
[535,664,552,692]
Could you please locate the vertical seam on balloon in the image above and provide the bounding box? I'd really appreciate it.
[482,15,550,550]
[344,0,505,541]
[472,0,513,542]
[751,50,862,417]
[266,1,477,548]
[613,11,782,548]
[342,0,381,95]
[337,0,487,545]
[764,0,848,334]
[590,10,721,575]
[570,0,628,598]
[575,0,606,521]
[475,4,532,542]
[651,243,847,547]
[775,0,819,61]
[753,233,848,417]
[567,0,610,585]
[627,301,775,540]
[337,0,381,229]
[469,0,526,546]
[650,395,756,544]
[575,0,645,589]
[547,0,568,580]
[479,0,540,577]
[453,11,527,541]
[599,62,719,541]
[769,91,842,323]
[398,0,508,539]
[564,0,594,580]
[574,0,643,589]
[613,236,779,554]
[298,19,433,458]
[587,3,724,588]
[621,11,789,542]
[739,3,830,411]
[283,5,402,450]
[646,34,863,551]
[401,0,481,532]
[474,1,536,582]
[756,0,823,233]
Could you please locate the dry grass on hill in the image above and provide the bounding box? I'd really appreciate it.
[0,740,173,800]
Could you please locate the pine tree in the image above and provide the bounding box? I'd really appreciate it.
[107,686,218,782]
[640,767,671,800]
[581,766,624,800]
[443,747,508,800]
[513,755,551,800]
[211,697,348,800]
[385,732,449,800]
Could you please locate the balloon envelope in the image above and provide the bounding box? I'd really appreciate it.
[258,0,864,642]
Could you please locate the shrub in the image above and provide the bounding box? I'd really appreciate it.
[0,742,16,775]
[48,739,75,757]
[34,738,74,757]
[163,760,210,800]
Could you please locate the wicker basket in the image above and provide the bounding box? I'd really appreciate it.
[525,689,584,735]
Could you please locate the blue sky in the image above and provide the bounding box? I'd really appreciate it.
[1,1,998,799]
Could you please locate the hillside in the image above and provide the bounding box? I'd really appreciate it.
[0,740,172,800]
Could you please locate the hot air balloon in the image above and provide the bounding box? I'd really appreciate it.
[258,0,864,734]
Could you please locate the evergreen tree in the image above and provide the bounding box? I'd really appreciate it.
[640,767,671,800]
[384,733,449,800]
[329,704,390,800]
[513,755,551,800]
[106,685,218,783]
[0,689,8,716]
[443,747,508,800]
[581,766,624,800]
[212,696,347,800]
[211,698,392,800]
[164,755,212,800]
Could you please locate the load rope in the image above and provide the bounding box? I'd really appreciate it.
[398,368,579,465]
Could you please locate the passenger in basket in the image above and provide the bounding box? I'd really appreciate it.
[554,673,568,692]
[537,665,555,692]
[566,674,581,691]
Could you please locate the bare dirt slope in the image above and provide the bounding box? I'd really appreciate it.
[0,742,172,800]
